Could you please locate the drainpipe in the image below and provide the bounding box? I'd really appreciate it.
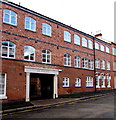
[93,36,96,92]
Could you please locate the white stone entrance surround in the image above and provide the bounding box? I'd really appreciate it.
[24,66,61,102]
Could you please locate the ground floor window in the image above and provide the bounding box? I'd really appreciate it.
[107,76,111,88]
[0,73,7,99]
[96,75,100,88]
[75,78,81,87]
[63,77,69,87]
[86,76,93,87]
[101,75,105,88]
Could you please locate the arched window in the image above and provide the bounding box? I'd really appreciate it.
[82,58,88,68]
[88,40,93,49]
[1,41,15,58]
[63,77,69,87]
[3,9,17,26]
[42,49,51,63]
[42,23,52,36]
[74,34,80,45]
[101,60,105,69]
[64,31,71,42]
[64,54,71,66]
[74,56,80,68]
[25,17,36,31]
[95,59,100,68]
[24,46,35,61]
[82,37,87,47]
[88,59,94,70]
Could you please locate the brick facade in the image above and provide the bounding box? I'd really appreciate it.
[0,0,115,103]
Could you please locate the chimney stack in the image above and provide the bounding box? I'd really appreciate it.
[94,30,102,39]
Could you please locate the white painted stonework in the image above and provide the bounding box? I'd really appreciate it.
[25,66,61,102]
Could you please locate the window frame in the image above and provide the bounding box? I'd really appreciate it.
[95,59,100,69]
[101,60,105,70]
[101,75,105,88]
[63,77,69,87]
[86,76,93,87]
[42,49,51,64]
[24,46,35,61]
[107,76,111,88]
[106,47,110,53]
[0,73,7,99]
[75,78,81,87]
[88,59,94,70]
[82,58,88,69]
[74,56,80,68]
[74,34,80,45]
[1,41,16,58]
[95,42,99,50]
[107,61,110,70]
[42,23,52,36]
[96,75,100,88]
[88,40,93,49]
[3,9,17,26]
[64,31,71,42]
[82,37,87,48]
[64,54,71,66]
[25,17,36,32]
[100,45,105,52]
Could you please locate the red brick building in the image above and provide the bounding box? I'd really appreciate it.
[0,0,115,103]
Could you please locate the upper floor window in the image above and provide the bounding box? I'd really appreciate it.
[107,61,110,70]
[3,9,17,26]
[112,47,116,55]
[88,40,93,49]
[24,46,35,61]
[101,60,105,69]
[95,42,99,50]
[82,38,87,47]
[88,59,94,70]
[0,73,7,99]
[106,47,110,53]
[42,49,51,64]
[86,76,93,87]
[63,77,69,87]
[74,56,80,68]
[113,62,116,71]
[100,45,105,51]
[64,54,71,66]
[82,58,88,69]
[95,59,100,69]
[64,31,71,42]
[25,17,36,31]
[42,23,52,36]
[74,34,80,45]
[1,41,15,58]
[75,78,81,87]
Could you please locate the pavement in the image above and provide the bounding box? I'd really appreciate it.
[0,90,114,115]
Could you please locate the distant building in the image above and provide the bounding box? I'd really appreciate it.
[0,0,115,103]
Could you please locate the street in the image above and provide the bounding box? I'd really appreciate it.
[2,92,115,119]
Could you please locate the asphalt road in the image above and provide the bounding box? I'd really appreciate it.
[2,92,115,119]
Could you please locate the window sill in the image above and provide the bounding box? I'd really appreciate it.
[107,86,111,88]
[101,86,106,88]
[25,28,36,33]
[0,96,7,99]
[42,33,52,37]
[63,86,70,88]
[96,86,100,88]
[3,22,17,27]
[75,86,81,88]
